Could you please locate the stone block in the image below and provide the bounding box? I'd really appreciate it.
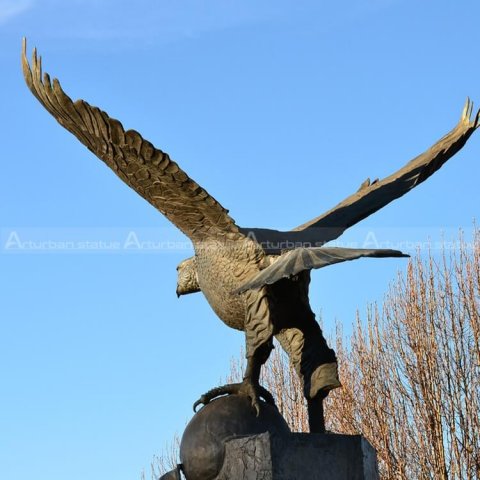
[216,432,379,480]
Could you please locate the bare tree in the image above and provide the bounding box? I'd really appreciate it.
[326,230,480,479]
[148,432,182,479]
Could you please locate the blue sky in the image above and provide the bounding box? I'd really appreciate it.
[1,1,479,479]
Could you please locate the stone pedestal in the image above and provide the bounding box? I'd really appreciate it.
[216,432,379,480]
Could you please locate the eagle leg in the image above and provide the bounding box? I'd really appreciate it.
[193,341,275,415]
[307,393,326,433]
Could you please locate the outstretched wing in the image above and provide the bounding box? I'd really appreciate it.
[22,39,241,242]
[292,99,480,240]
[235,247,408,292]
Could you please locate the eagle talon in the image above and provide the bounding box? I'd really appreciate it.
[192,383,238,412]
[192,381,275,416]
[193,396,207,412]
[237,378,276,416]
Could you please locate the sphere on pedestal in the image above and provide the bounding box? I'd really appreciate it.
[179,394,290,480]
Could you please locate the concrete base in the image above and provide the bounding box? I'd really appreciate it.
[216,432,379,480]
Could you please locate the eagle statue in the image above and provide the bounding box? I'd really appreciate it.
[22,39,479,433]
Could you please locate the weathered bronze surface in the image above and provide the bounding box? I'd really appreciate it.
[22,38,480,434]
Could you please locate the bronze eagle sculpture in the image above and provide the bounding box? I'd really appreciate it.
[22,39,479,433]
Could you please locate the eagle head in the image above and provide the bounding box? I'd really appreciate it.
[176,256,200,297]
